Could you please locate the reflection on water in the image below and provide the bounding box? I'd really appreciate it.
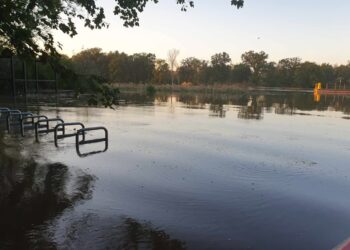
[1,91,350,250]
[209,104,226,118]
[0,131,185,249]
[54,214,185,250]
[0,134,96,249]
[150,91,350,118]
[237,96,264,120]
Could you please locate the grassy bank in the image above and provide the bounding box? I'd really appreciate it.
[112,83,311,95]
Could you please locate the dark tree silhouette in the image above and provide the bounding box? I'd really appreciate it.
[0,0,244,58]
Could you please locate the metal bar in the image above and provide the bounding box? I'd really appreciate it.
[20,115,48,136]
[79,138,107,144]
[0,108,10,121]
[15,79,56,82]
[75,127,108,157]
[35,118,64,141]
[0,108,10,112]
[23,61,27,97]
[54,122,85,147]
[54,71,58,94]
[10,56,16,99]
[6,110,22,131]
[57,133,76,139]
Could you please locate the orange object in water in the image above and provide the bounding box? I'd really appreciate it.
[314,82,350,96]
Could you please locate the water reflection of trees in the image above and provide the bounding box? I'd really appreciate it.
[0,132,185,249]
[237,96,264,120]
[273,102,294,115]
[58,215,186,249]
[0,136,96,249]
[154,92,350,116]
[209,104,226,118]
[118,218,185,250]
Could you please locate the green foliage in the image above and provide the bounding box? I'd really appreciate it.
[294,62,322,88]
[0,1,244,58]
[146,85,157,96]
[0,0,106,58]
[153,59,171,84]
[88,84,120,108]
[131,53,156,83]
[275,58,301,86]
[335,64,350,82]
[319,63,335,83]
[3,46,349,93]
[241,51,269,84]
[231,63,252,83]
[210,52,232,83]
[178,57,205,84]
[68,49,156,84]
[54,48,350,89]
[71,48,110,81]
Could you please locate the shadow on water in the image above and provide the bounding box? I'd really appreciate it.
[0,132,185,250]
[0,132,96,249]
[55,214,186,250]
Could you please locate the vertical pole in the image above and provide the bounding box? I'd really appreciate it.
[10,56,16,100]
[23,61,28,103]
[35,61,39,93]
[54,71,58,94]
[54,71,58,105]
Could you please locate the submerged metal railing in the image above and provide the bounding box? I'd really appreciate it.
[35,117,65,141]
[54,122,85,147]
[0,106,109,157]
[7,110,33,132]
[76,127,108,157]
[21,115,48,136]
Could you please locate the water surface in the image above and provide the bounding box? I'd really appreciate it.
[1,92,350,250]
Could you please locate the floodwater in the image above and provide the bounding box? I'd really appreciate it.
[1,92,350,250]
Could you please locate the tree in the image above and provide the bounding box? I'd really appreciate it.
[71,48,109,80]
[275,57,301,86]
[130,53,156,83]
[178,57,203,84]
[231,63,251,83]
[241,51,268,84]
[261,62,277,86]
[108,51,132,82]
[335,64,350,83]
[153,59,171,84]
[319,63,335,84]
[0,1,244,58]
[210,52,232,83]
[167,49,180,87]
[295,62,322,88]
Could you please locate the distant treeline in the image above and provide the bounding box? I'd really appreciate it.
[64,48,350,89]
[2,47,350,92]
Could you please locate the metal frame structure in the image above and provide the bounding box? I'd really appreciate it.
[6,110,33,132]
[76,127,108,157]
[0,108,10,121]
[0,106,109,157]
[35,118,64,141]
[20,115,48,136]
[54,122,85,147]
[0,56,58,99]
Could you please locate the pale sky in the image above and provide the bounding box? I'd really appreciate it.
[54,0,350,65]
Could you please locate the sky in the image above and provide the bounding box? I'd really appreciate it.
[54,0,350,65]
